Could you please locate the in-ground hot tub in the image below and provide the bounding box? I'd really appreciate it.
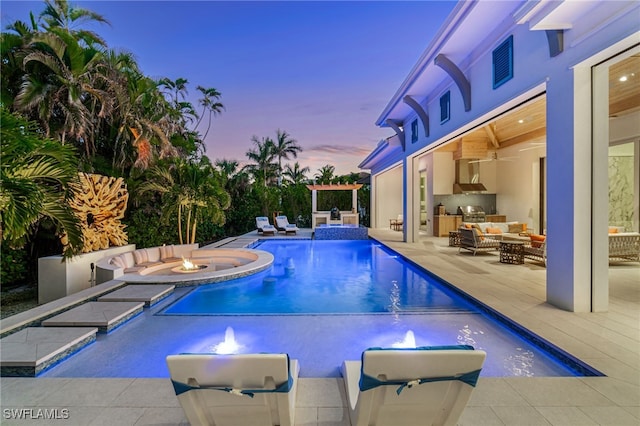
[314,224,368,240]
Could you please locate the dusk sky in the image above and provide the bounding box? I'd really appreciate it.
[1,1,456,176]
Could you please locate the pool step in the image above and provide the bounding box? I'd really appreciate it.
[214,238,260,248]
[98,284,175,307]
[41,301,144,333]
[0,327,97,377]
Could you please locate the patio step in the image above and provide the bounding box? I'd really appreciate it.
[98,284,175,307]
[0,327,97,377]
[41,302,144,333]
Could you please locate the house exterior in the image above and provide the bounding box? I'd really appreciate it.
[359,1,640,312]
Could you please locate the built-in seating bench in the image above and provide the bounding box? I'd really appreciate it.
[96,244,198,283]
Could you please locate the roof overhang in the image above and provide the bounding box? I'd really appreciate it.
[358,135,402,170]
[375,1,523,128]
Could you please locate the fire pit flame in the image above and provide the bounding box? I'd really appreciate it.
[182,257,197,271]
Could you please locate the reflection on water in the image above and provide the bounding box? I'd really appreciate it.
[505,347,536,377]
[387,280,401,322]
[457,324,485,347]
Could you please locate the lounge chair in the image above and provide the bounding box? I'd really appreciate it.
[458,227,501,255]
[275,215,298,235]
[341,345,486,426]
[256,216,276,236]
[524,234,547,265]
[166,353,299,426]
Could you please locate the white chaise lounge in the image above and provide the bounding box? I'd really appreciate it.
[275,215,298,235]
[256,216,276,236]
[341,345,486,426]
[166,353,299,426]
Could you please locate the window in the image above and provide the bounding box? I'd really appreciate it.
[440,91,450,124]
[493,35,513,89]
[411,119,419,143]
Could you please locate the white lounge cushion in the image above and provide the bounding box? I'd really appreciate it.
[167,353,299,426]
[342,346,486,426]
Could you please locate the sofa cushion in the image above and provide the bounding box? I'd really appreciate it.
[121,252,135,268]
[111,256,125,268]
[491,223,509,233]
[472,227,485,241]
[146,247,161,263]
[508,223,527,233]
[530,234,546,248]
[133,249,148,265]
[160,245,173,259]
[486,227,502,235]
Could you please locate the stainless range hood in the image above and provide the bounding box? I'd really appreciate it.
[453,182,487,194]
[453,159,487,194]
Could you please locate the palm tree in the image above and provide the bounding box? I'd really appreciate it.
[315,165,336,184]
[1,15,39,108]
[136,159,231,244]
[38,0,110,47]
[215,159,239,182]
[158,77,189,108]
[14,28,111,158]
[196,86,224,141]
[245,136,277,186]
[271,129,301,185]
[283,162,310,185]
[0,108,83,257]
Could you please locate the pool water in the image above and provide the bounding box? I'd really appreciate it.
[40,240,601,378]
[163,240,475,315]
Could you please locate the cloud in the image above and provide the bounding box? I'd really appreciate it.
[306,144,372,156]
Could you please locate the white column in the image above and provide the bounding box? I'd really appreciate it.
[352,189,357,212]
[592,58,610,312]
[312,190,317,212]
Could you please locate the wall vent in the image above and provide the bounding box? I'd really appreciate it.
[411,119,419,143]
[440,91,450,124]
[493,35,513,89]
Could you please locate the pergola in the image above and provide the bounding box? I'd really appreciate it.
[306,183,362,229]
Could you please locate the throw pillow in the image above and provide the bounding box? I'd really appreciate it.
[508,223,524,233]
[111,256,124,268]
[530,234,546,248]
[133,249,148,265]
[608,227,618,234]
[486,227,502,235]
[160,245,174,260]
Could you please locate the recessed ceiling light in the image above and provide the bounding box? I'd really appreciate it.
[619,75,628,82]
[518,119,524,124]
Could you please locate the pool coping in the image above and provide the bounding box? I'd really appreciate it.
[0,235,613,378]
[370,238,605,377]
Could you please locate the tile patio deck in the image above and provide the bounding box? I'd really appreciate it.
[0,228,638,425]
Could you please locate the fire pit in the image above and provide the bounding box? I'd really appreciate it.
[171,258,208,274]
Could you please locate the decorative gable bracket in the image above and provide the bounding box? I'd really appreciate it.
[434,54,471,112]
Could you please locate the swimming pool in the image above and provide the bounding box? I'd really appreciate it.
[163,240,475,315]
[38,239,603,378]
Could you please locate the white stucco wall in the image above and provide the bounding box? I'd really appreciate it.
[374,165,403,229]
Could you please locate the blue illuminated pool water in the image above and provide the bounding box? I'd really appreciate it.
[40,239,602,378]
[164,240,476,315]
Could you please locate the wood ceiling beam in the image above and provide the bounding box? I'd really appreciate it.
[484,124,500,149]
[499,127,547,149]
